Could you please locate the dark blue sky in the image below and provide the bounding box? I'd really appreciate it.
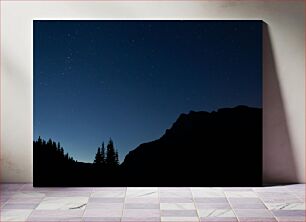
[34,20,262,163]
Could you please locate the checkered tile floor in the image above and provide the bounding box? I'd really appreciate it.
[0,184,305,222]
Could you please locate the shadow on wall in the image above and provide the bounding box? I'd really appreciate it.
[263,23,298,184]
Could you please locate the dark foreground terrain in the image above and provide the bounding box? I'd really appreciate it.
[34,106,262,187]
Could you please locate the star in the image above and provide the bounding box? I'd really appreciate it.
[64,55,73,65]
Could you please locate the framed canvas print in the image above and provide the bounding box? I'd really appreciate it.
[33,20,262,187]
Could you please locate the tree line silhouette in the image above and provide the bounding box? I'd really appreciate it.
[34,136,75,163]
[34,136,121,186]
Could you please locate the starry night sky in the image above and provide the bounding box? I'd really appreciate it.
[34,20,262,163]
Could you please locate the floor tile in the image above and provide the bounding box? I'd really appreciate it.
[1,184,24,191]
[91,190,125,198]
[159,190,192,198]
[83,217,121,222]
[160,197,194,203]
[161,216,199,222]
[29,209,84,218]
[0,209,32,221]
[238,218,277,222]
[196,203,231,209]
[198,209,235,217]
[234,209,274,218]
[225,191,258,198]
[126,188,158,198]
[1,196,10,205]
[2,203,39,209]
[265,202,305,210]
[86,202,123,209]
[36,196,88,210]
[122,209,160,217]
[44,191,91,197]
[125,197,159,203]
[122,217,161,221]
[7,197,44,204]
[27,216,83,221]
[257,192,300,203]
[161,210,198,217]
[194,197,228,203]
[160,203,196,210]
[159,188,191,192]
[230,202,266,209]
[191,188,225,197]
[89,197,124,203]
[127,187,158,191]
[223,188,253,191]
[228,198,262,204]
[200,217,238,222]
[92,187,126,192]
[125,203,159,209]
[83,208,123,217]
[272,209,305,217]
[253,186,289,193]
[276,218,306,222]
[291,191,305,199]
[11,191,45,199]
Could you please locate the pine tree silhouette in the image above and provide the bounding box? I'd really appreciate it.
[101,142,106,165]
[115,150,119,165]
[106,138,119,167]
[94,147,102,164]
[60,148,64,156]
[37,136,42,146]
[94,142,106,166]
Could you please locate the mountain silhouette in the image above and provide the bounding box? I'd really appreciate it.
[34,105,262,187]
[121,105,262,186]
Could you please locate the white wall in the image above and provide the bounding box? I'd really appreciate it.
[1,1,304,184]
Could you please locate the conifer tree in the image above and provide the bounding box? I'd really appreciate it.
[106,138,119,167]
[101,143,106,163]
[94,147,102,165]
[60,148,64,156]
[115,150,119,166]
[37,136,42,146]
